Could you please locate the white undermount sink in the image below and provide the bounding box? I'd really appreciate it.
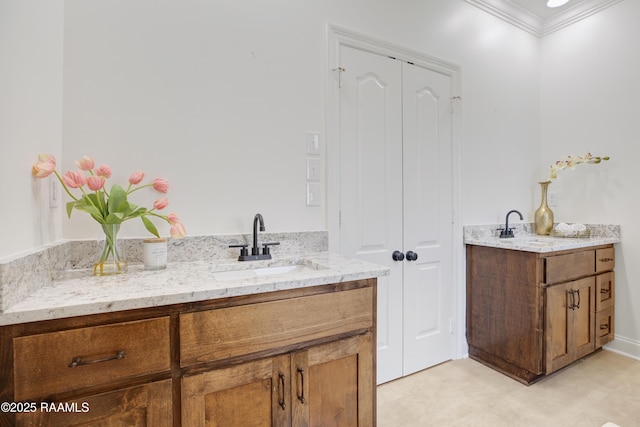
[212,263,323,280]
[500,236,564,247]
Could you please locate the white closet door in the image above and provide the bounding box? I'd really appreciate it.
[338,45,404,384]
[338,46,454,384]
[401,62,454,376]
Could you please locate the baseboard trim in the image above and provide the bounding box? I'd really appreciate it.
[604,335,640,361]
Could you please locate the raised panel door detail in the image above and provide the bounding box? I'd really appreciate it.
[181,355,290,427]
[401,62,454,376]
[339,45,404,384]
[546,277,595,373]
[339,44,454,384]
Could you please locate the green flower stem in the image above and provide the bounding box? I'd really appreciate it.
[127,183,154,195]
[79,187,105,222]
[53,170,79,201]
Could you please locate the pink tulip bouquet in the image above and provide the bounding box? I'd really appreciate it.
[32,153,186,239]
[32,153,186,275]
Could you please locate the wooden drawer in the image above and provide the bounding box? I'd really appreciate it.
[14,317,171,400]
[545,250,595,284]
[596,247,615,272]
[180,287,373,367]
[596,307,614,348]
[596,271,615,312]
[16,379,172,427]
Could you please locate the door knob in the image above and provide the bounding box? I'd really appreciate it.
[406,251,418,261]
[392,250,405,261]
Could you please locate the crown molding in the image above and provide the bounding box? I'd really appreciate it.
[464,0,623,37]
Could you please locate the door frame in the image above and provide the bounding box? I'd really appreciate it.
[325,24,466,359]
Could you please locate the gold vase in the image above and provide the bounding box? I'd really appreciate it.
[534,181,554,235]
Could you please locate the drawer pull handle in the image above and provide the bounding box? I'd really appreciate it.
[296,367,306,404]
[68,350,125,368]
[600,289,611,294]
[600,324,610,330]
[599,257,614,263]
[567,289,581,310]
[278,372,286,410]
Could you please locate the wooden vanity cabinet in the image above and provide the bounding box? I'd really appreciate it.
[466,244,615,385]
[0,279,376,426]
[181,334,373,427]
[179,286,375,426]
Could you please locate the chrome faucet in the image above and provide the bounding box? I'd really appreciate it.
[229,213,280,261]
[499,209,524,238]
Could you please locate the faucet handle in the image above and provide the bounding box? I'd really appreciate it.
[261,242,280,255]
[498,228,515,238]
[229,244,249,257]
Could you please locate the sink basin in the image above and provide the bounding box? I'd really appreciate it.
[500,237,563,247]
[212,263,322,280]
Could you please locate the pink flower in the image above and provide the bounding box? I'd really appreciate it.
[129,170,145,185]
[87,176,105,191]
[62,170,86,188]
[75,155,95,171]
[95,164,112,178]
[153,178,169,193]
[166,213,186,238]
[167,213,180,224]
[170,222,187,239]
[32,153,57,178]
[153,197,169,210]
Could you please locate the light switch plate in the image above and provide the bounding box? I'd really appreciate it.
[306,131,320,155]
[306,183,321,206]
[307,157,321,181]
[49,175,58,208]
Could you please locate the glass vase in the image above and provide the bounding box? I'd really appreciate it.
[94,224,128,276]
[534,181,554,235]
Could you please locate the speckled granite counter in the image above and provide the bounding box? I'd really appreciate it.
[464,223,620,253]
[0,252,388,326]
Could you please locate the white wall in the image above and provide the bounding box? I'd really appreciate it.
[56,0,540,241]
[0,0,64,259]
[541,1,639,357]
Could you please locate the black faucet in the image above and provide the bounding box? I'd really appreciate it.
[229,213,280,261]
[499,209,524,238]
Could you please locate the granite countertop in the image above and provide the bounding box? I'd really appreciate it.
[0,252,389,327]
[464,223,620,253]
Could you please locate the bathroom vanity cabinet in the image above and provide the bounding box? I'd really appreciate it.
[0,279,376,426]
[466,244,614,384]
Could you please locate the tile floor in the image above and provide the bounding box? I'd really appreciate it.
[377,350,640,427]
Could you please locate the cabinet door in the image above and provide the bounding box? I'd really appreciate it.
[181,355,290,427]
[16,379,172,427]
[291,334,374,427]
[546,277,595,373]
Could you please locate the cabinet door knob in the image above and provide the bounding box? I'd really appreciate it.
[392,251,405,261]
[406,251,418,261]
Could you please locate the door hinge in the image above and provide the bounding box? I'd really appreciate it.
[332,67,346,88]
